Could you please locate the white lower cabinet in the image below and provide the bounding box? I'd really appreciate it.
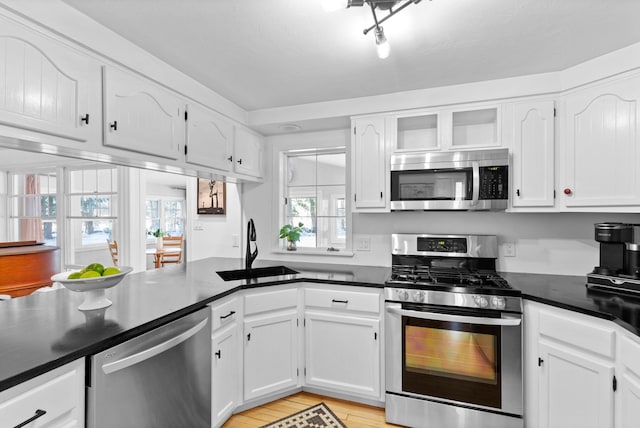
[303,285,383,402]
[211,297,241,428]
[0,358,84,428]
[304,310,380,398]
[243,287,300,402]
[525,301,617,428]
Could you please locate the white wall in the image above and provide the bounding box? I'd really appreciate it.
[187,178,243,261]
[243,129,640,276]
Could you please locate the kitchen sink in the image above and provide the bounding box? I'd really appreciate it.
[216,265,299,281]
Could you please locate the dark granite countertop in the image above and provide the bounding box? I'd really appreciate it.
[502,271,640,336]
[3,256,640,394]
[0,258,388,392]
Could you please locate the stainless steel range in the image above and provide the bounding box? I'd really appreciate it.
[385,234,523,428]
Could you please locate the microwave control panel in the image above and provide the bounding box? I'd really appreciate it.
[478,166,508,199]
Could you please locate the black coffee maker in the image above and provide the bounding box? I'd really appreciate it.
[592,222,640,278]
[589,223,640,292]
[592,223,632,276]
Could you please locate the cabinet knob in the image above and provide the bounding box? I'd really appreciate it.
[80,114,90,125]
[215,350,221,359]
[516,189,520,197]
[227,156,233,162]
[237,158,243,165]
[109,121,118,131]
[538,357,544,366]
[563,188,572,195]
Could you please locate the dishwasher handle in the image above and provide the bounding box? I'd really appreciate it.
[102,317,208,375]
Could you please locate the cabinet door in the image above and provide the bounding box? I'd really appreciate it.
[305,311,380,398]
[352,117,387,210]
[538,341,614,428]
[511,100,555,208]
[0,16,101,144]
[563,75,640,207]
[616,334,640,428]
[212,323,238,428]
[234,126,263,177]
[103,66,183,160]
[244,309,298,401]
[186,104,232,171]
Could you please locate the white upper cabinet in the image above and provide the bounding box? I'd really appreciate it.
[102,65,184,160]
[561,72,640,209]
[233,126,263,178]
[185,104,233,172]
[0,15,101,144]
[506,100,556,209]
[351,116,388,211]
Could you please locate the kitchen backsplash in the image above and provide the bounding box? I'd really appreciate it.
[351,211,640,276]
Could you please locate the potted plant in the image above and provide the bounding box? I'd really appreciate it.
[279,222,304,251]
[148,228,164,250]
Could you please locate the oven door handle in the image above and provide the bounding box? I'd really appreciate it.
[386,306,521,326]
[471,161,480,206]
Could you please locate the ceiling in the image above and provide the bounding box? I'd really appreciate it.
[60,0,640,115]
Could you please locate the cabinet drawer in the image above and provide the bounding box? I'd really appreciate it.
[305,288,380,314]
[245,288,297,315]
[538,307,615,359]
[0,360,84,427]
[211,297,240,331]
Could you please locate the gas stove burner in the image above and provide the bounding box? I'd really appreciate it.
[388,265,512,290]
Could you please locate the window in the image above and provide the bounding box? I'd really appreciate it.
[67,167,118,252]
[281,148,347,251]
[8,172,57,245]
[145,199,185,237]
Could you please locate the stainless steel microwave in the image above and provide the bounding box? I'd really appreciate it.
[390,148,509,211]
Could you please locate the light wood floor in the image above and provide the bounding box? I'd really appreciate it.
[222,391,406,427]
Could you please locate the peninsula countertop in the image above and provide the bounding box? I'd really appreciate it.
[2,257,640,394]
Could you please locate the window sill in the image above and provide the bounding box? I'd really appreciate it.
[271,248,354,257]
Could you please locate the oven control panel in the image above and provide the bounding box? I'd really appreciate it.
[417,237,467,253]
[385,287,521,312]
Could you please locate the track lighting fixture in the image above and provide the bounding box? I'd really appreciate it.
[323,0,424,59]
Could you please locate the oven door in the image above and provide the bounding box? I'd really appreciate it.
[385,302,522,416]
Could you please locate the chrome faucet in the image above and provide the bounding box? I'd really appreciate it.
[245,218,258,271]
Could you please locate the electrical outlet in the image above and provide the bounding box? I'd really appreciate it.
[231,234,240,247]
[193,222,204,231]
[503,242,516,257]
[356,237,371,251]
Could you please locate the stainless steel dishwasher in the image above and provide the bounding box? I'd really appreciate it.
[87,307,211,428]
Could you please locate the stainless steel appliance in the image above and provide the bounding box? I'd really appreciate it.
[390,148,509,211]
[87,307,211,428]
[587,223,640,293]
[385,233,523,428]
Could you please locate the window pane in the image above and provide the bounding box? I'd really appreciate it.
[68,219,114,266]
[287,197,316,217]
[163,200,184,236]
[282,149,346,251]
[287,155,317,187]
[97,168,114,192]
[68,195,113,217]
[316,153,345,186]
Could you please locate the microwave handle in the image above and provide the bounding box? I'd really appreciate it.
[471,161,480,206]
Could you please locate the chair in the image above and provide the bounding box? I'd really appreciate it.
[107,239,119,266]
[161,235,183,266]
